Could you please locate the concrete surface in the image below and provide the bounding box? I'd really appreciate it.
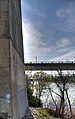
[0,0,28,119]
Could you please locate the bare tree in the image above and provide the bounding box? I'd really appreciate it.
[48,70,73,119]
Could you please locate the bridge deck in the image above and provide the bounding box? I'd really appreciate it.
[25,62,75,70]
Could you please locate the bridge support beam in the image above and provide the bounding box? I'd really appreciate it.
[25,62,75,70]
[0,0,28,119]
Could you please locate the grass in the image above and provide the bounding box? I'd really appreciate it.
[49,116,60,119]
[33,108,60,119]
[36,108,48,117]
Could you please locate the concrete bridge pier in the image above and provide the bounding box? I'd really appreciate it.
[0,0,29,119]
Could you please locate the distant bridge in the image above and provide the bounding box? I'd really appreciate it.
[25,62,75,70]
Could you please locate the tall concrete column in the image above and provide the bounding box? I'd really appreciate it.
[0,0,28,119]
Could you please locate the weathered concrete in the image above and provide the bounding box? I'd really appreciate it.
[0,0,28,119]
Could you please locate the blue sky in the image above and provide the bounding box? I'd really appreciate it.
[21,0,75,62]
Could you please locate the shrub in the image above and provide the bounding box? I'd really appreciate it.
[27,87,41,107]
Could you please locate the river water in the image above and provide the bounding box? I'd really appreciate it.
[40,83,75,109]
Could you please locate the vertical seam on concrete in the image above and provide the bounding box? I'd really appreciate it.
[8,0,13,118]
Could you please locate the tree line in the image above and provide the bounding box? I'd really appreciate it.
[26,70,75,119]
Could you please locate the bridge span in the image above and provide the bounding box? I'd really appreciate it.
[25,62,75,70]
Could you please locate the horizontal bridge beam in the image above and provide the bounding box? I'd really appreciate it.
[25,62,75,70]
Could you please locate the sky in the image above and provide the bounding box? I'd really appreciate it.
[21,0,75,62]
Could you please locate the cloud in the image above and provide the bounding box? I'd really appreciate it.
[49,37,75,61]
[56,38,70,48]
[22,0,75,62]
[22,21,52,61]
[22,0,47,18]
[22,21,75,61]
[49,38,71,54]
[50,50,75,61]
[56,1,75,32]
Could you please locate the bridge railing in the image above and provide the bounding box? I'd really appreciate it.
[25,61,75,64]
